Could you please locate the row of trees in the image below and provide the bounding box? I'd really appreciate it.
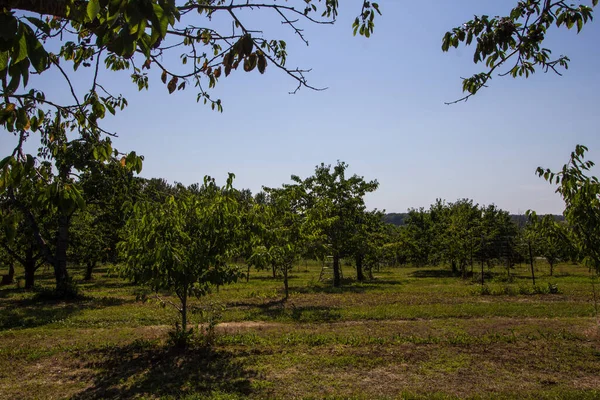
[2,150,599,340]
[390,200,573,280]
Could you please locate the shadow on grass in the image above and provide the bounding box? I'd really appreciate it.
[0,296,131,330]
[251,303,343,323]
[411,269,457,278]
[73,342,256,399]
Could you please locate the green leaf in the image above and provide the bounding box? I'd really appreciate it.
[87,0,101,21]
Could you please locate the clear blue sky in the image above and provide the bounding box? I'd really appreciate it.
[3,0,600,214]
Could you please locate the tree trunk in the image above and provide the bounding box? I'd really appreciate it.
[333,254,341,288]
[549,261,554,277]
[528,241,536,286]
[480,259,485,286]
[24,247,36,289]
[53,214,70,291]
[283,266,289,300]
[181,291,188,333]
[246,264,251,282]
[272,264,276,278]
[84,260,96,281]
[356,254,365,282]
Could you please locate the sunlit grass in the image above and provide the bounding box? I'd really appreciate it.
[0,260,599,399]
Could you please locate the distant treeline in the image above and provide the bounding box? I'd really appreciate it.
[384,213,564,227]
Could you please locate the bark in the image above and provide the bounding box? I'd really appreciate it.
[24,246,36,289]
[283,266,289,300]
[84,260,96,281]
[528,241,536,286]
[53,214,71,291]
[180,288,188,334]
[246,264,250,282]
[355,254,365,282]
[333,254,341,288]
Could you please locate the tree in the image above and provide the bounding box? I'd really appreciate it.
[301,162,379,287]
[349,209,386,281]
[442,0,597,103]
[526,213,572,276]
[253,184,315,299]
[119,174,242,340]
[537,145,600,272]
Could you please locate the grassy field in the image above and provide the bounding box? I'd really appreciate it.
[1,261,599,399]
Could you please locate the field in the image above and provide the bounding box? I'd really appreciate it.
[1,261,599,399]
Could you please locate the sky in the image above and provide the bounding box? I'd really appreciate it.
[2,0,600,215]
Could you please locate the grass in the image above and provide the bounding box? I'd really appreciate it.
[0,260,599,399]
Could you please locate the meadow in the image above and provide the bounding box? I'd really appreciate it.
[1,261,599,399]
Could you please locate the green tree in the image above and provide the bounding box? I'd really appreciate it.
[537,145,600,271]
[526,213,572,276]
[301,162,379,287]
[349,209,386,281]
[443,0,597,103]
[119,174,242,339]
[254,184,315,299]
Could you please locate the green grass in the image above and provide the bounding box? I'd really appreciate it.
[0,260,599,399]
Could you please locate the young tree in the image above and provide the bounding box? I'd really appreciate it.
[119,174,242,338]
[253,184,315,299]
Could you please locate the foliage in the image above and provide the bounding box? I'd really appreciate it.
[442,0,598,103]
[253,184,316,299]
[300,161,379,287]
[537,144,600,271]
[119,174,243,339]
[0,0,380,295]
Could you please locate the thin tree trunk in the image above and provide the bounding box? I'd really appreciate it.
[53,214,70,291]
[181,291,188,333]
[24,247,36,289]
[549,261,554,277]
[84,261,96,281]
[272,264,276,278]
[528,241,536,286]
[333,254,341,288]
[246,264,251,282]
[356,254,365,282]
[283,266,289,300]
[481,259,485,286]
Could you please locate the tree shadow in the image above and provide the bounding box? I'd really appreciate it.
[248,303,343,323]
[0,296,130,330]
[411,269,457,278]
[73,342,256,399]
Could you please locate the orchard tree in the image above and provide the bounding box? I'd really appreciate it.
[526,212,572,276]
[403,208,434,267]
[301,161,379,288]
[443,0,598,103]
[537,145,600,272]
[349,209,386,281]
[119,174,242,340]
[254,184,316,299]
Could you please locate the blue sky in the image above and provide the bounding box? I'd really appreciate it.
[3,0,600,214]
